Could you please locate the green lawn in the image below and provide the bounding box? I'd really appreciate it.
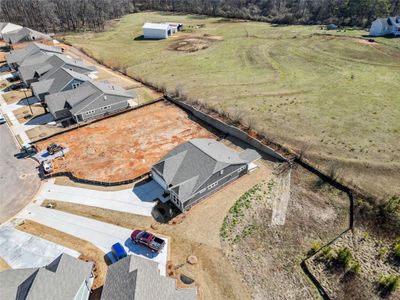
[64,12,400,199]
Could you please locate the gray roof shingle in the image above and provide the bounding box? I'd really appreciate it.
[0,254,93,300]
[6,42,62,66]
[101,255,197,300]
[153,139,260,203]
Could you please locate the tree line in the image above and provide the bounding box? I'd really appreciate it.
[0,0,399,32]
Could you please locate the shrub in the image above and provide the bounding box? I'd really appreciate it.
[310,241,322,255]
[378,275,400,293]
[336,247,353,267]
[321,246,334,261]
[347,259,361,274]
[393,239,400,259]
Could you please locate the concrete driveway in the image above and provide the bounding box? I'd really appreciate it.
[35,180,164,217]
[0,124,40,224]
[20,205,168,275]
[0,225,79,268]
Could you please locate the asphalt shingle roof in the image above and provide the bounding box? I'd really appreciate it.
[0,254,93,300]
[6,42,62,66]
[101,255,196,300]
[153,139,261,203]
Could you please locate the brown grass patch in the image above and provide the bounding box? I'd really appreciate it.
[16,220,107,289]
[3,90,32,104]
[13,104,46,123]
[0,256,10,271]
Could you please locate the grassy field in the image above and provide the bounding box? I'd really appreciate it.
[64,12,400,200]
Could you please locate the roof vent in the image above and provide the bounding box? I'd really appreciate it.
[104,95,107,100]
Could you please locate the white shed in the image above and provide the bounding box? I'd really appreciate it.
[0,22,22,39]
[143,23,171,39]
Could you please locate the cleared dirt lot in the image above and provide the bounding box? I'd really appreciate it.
[36,101,216,182]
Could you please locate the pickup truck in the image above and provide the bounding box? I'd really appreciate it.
[131,230,165,253]
[47,143,63,155]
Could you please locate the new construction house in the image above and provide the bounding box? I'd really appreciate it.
[151,138,261,211]
[0,254,93,300]
[2,27,51,44]
[31,67,90,101]
[18,53,96,86]
[45,80,137,124]
[5,42,63,69]
[101,255,196,300]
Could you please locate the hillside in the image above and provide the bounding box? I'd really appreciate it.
[64,12,400,200]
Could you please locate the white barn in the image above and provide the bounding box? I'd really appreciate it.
[143,23,171,39]
[370,16,400,36]
[0,22,22,39]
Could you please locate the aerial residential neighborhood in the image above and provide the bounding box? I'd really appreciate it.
[0,2,399,300]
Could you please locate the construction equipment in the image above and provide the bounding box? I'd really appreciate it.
[42,160,53,174]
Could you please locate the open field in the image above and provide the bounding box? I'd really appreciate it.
[36,101,216,182]
[35,160,273,300]
[17,220,107,290]
[64,12,400,200]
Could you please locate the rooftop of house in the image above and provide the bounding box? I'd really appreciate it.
[31,67,90,96]
[2,27,49,44]
[6,42,62,65]
[0,253,93,300]
[19,53,96,83]
[101,255,196,300]
[152,138,261,203]
[46,79,135,115]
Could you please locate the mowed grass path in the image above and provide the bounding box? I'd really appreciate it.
[64,12,400,199]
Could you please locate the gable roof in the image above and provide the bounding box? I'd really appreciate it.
[6,42,62,66]
[152,139,260,203]
[31,67,90,96]
[46,80,135,116]
[0,254,93,300]
[101,255,196,300]
[19,53,95,83]
[0,22,22,34]
[143,23,170,30]
[2,27,49,44]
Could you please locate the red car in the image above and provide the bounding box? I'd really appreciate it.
[131,230,165,253]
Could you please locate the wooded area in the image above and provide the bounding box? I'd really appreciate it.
[0,0,399,32]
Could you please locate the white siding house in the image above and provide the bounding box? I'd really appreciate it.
[0,22,22,39]
[370,17,400,36]
[143,23,171,39]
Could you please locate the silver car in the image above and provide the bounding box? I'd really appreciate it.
[0,113,5,124]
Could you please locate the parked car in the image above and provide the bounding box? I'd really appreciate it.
[20,143,38,155]
[7,76,19,83]
[10,82,24,90]
[111,242,127,261]
[0,113,5,124]
[42,160,53,174]
[47,143,63,155]
[131,230,165,253]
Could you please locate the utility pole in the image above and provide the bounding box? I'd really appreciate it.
[22,88,33,115]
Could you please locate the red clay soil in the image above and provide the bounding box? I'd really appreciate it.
[36,101,216,182]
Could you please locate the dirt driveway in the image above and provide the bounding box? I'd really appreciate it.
[36,101,216,182]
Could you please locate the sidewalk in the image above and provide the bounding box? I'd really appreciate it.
[19,205,168,275]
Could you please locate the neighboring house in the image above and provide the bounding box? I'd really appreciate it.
[2,27,51,44]
[45,80,136,124]
[5,42,63,69]
[18,53,96,85]
[0,22,22,39]
[370,16,400,36]
[101,255,196,300]
[0,253,93,300]
[31,67,90,101]
[143,22,184,39]
[151,138,261,211]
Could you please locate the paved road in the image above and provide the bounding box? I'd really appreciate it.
[20,205,168,275]
[0,124,40,224]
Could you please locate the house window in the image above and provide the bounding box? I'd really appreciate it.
[72,82,80,89]
[208,182,218,190]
